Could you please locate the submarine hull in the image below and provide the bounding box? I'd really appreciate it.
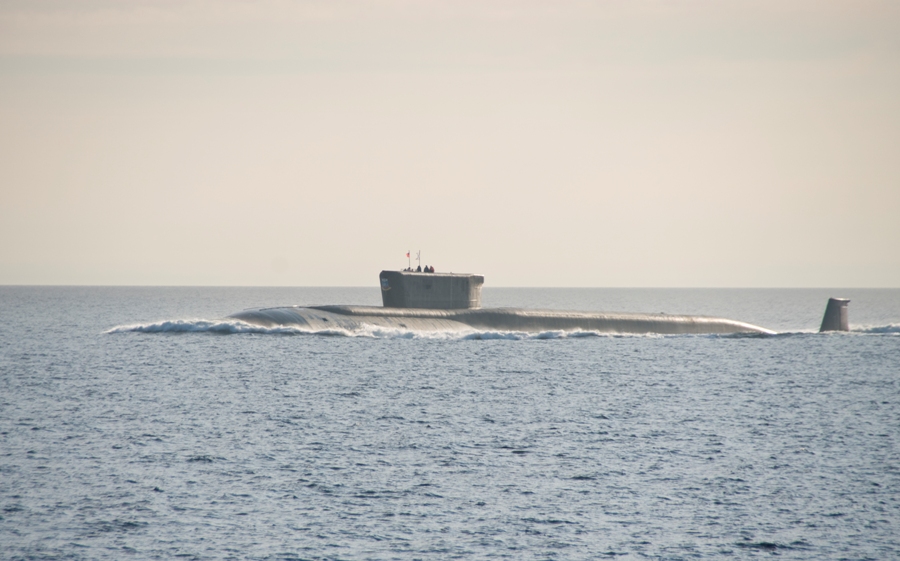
[228,305,775,335]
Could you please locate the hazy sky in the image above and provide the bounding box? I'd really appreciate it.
[1,0,898,286]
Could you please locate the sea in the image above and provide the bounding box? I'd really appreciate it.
[1,286,898,560]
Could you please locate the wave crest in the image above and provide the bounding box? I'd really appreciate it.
[106,319,311,335]
[107,319,900,338]
[853,324,900,334]
[106,319,664,340]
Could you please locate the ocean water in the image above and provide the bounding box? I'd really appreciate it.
[1,286,898,560]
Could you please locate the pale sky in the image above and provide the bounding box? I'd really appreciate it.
[1,0,898,286]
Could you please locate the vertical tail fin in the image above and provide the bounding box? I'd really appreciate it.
[820,298,850,332]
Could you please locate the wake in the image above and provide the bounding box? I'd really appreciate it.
[106,319,312,335]
[853,324,900,334]
[106,319,900,339]
[107,318,659,340]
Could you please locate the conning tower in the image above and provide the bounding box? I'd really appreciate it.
[380,270,484,309]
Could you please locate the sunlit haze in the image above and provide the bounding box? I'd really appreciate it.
[1,0,898,286]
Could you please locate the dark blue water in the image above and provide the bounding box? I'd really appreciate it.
[1,287,899,559]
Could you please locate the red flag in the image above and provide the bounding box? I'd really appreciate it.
[406,251,410,258]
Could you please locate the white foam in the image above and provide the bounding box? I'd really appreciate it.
[106,319,665,340]
[773,325,900,336]
[107,319,900,339]
[106,319,312,335]
[853,324,900,334]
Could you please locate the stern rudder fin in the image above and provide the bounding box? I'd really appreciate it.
[820,298,850,332]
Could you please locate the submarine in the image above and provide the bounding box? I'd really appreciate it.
[229,270,851,335]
